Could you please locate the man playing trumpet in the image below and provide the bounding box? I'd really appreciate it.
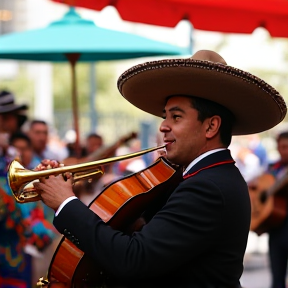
[30,50,286,288]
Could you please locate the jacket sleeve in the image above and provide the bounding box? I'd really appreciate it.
[53,176,224,281]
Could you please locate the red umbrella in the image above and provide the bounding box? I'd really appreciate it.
[52,0,288,37]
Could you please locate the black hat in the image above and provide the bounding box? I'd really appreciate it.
[0,90,28,113]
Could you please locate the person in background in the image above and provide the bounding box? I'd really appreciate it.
[9,131,40,170]
[266,131,288,288]
[116,139,146,176]
[77,132,118,206]
[234,146,262,183]
[84,133,103,155]
[0,91,57,288]
[65,131,137,204]
[10,129,61,285]
[230,135,266,183]
[26,120,62,163]
[0,90,28,164]
[0,90,31,287]
[0,90,28,136]
[33,50,286,288]
[248,134,268,172]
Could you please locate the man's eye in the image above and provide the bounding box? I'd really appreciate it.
[173,115,181,120]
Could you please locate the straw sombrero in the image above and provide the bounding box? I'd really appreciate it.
[117,50,287,135]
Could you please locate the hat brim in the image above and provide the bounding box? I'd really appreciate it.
[0,104,28,114]
[118,59,287,135]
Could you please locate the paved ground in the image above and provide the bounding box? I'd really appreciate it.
[240,252,271,288]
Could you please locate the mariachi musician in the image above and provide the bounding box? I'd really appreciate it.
[268,131,288,288]
[33,50,286,288]
[249,131,288,288]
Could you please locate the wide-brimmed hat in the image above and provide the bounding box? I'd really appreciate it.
[0,90,28,114]
[0,90,28,128]
[117,50,287,135]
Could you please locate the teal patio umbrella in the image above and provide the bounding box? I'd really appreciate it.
[0,7,186,156]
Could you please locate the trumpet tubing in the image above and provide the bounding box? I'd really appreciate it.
[8,144,166,203]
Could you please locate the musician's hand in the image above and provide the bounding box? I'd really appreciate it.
[34,159,62,171]
[33,159,74,211]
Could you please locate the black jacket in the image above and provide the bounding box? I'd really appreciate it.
[53,150,250,288]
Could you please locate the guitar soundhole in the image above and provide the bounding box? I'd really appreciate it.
[260,191,268,203]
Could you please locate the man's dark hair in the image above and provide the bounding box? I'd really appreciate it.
[189,96,235,147]
[86,133,103,141]
[30,119,47,128]
[9,131,32,146]
[277,131,288,142]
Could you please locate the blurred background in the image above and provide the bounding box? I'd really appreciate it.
[1,0,288,146]
[2,1,288,287]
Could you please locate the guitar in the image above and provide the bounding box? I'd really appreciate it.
[63,132,138,166]
[64,131,138,198]
[37,157,183,288]
[248,172,288,235]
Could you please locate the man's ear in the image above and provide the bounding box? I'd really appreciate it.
[205,116,221,139]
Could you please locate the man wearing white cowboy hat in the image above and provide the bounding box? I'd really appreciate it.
[33,50,287,288]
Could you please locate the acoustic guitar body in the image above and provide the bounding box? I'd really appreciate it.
[47,238,107,288]
[46,157,183,287]
[249,173,288,236]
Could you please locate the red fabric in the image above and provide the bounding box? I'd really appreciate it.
[52,0,288,37]
[183,159,235,179]
[0,276,27,288]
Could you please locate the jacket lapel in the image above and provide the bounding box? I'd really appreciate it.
[184,150,235,180]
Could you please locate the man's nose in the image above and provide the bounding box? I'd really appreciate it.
[159,120,170,132]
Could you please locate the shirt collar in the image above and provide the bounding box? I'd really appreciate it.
[183,148,227,176]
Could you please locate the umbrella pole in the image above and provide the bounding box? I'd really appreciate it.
[66,53,81,158]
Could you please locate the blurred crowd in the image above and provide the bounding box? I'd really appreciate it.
[0,89,286,287]
[231,134,270,183]
[0,90,158,288]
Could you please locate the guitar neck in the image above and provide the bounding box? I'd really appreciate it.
[86,132,137,162]
[267,172,288,197]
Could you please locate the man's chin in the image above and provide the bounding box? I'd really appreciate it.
[166,154,178,165]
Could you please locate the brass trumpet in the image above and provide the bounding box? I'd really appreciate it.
[8,144,166,203]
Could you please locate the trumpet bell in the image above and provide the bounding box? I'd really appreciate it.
[8,160,42,203]
[8,159,104,203]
